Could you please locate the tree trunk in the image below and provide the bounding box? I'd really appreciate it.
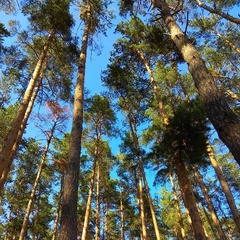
[128,118,148,240]
[152,0,240,165]
[95,163,100,240]
[206,143,240,232]
[0,29,55,177]
[19,120,57,240]
[174,154,207,239]
[169,172,186,240]
[59,4,90,239]
[135,48,169,125]
[130,119,161,239]
[52,175,64,240]
[119,184,125,240]
[201,201,219,239]
[138,173,148,240]
[81,148,98,240]
[193,165,226,239]
[0,66,46,192]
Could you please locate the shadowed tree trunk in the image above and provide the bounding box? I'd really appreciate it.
[59,3,91,238]
[174,152,207,240]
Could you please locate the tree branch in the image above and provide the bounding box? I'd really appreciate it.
[195,0,240,24]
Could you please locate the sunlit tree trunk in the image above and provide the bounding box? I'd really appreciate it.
[193,165,226,239]
[152,0,240,165]
[119,184,125,240]
[169,172,186,240]
[201,201,219,239]
[0,29,55,177]
[81,146,98,240]
[95,163,100,240]
[174,153,207,239]
[19,120,57,240]
[0,65,46,192]
[206,143,240,232]
[59,3,91,239]
[126,106,161,239]
[138,172,147,240]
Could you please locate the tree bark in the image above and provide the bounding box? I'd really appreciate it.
[135,48,169,125]
[0,29,55,177]
[206,143,240,232]
[119,184,125,240]
[81,148,98,240]
[193,165,226,240]
[52,175,64,240]
[59,4,90,239]
[19,120,57,240]
[174,153,207,240]
[152,0,240,165]
[169,172,187,240]
[0,66,46,192]
[201,201,219,239]
[95,163,100,240]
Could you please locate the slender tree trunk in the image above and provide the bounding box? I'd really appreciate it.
[95,163,100,240]
[130,120,161,239]
[169,172,186,240]
[104,201,109,240]
[138,172,147,240]
[19,121,57,240]
[128,118,148,240]
[52,174,65,240]
[201,201,219,239]
[141,169,161,240]
[174,153,207,240]
[0,66,46,192]
[0,29,55,177]
[59,4,90,239]
[135,49,168,125]
[119,184,125,240]
[193,165,226,239]
[81,149,98,240]
[152,0,240,165]
[206,143,240,232]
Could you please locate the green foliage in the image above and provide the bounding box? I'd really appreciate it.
[79,0,115,36]
[84,94,117,137]
[0,103,19,147]
[1,138,54,239]
[22,0,74,35]
[161,99,209,165]
[0,22,10,48]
